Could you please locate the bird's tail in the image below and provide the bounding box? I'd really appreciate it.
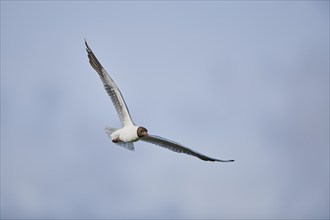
[105,127,118,135]
[105,127,135,151]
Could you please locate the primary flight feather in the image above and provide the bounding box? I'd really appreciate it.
[85,40,234,162]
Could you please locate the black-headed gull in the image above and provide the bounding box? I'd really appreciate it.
[85,41,234,162]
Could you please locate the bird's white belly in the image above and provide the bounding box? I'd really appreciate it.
[111,125,139,142]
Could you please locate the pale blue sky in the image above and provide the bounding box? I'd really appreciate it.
[1,1,329,219]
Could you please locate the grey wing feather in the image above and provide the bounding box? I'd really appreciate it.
[141,135,234,162]
[116,142,135,151]
[85,40,134,127]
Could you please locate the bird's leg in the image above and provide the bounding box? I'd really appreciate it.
[112,137,120,143]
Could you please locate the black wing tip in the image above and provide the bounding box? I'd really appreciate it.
[216,159,235,162]
[206,158,235,162]
[84,40,105,75]
[197,154,235,162]
[84,39,92,52]
[197,156,235,162]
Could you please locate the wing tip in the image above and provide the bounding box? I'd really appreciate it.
[214,159,235,162]
[202,157,235,162]
[84,40,105,75]
[84,38,92,52]
[84,38,88,46]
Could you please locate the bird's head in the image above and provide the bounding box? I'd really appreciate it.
[137,126,148,138]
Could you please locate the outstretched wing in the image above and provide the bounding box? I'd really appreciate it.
[141,134,234,162]
[85,40,134,127]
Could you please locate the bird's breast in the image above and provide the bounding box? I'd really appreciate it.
[118,126,139,142]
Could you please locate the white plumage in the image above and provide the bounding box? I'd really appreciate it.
[85,40,234,162]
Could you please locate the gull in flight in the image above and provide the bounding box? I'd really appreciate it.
[85,41,234,162]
